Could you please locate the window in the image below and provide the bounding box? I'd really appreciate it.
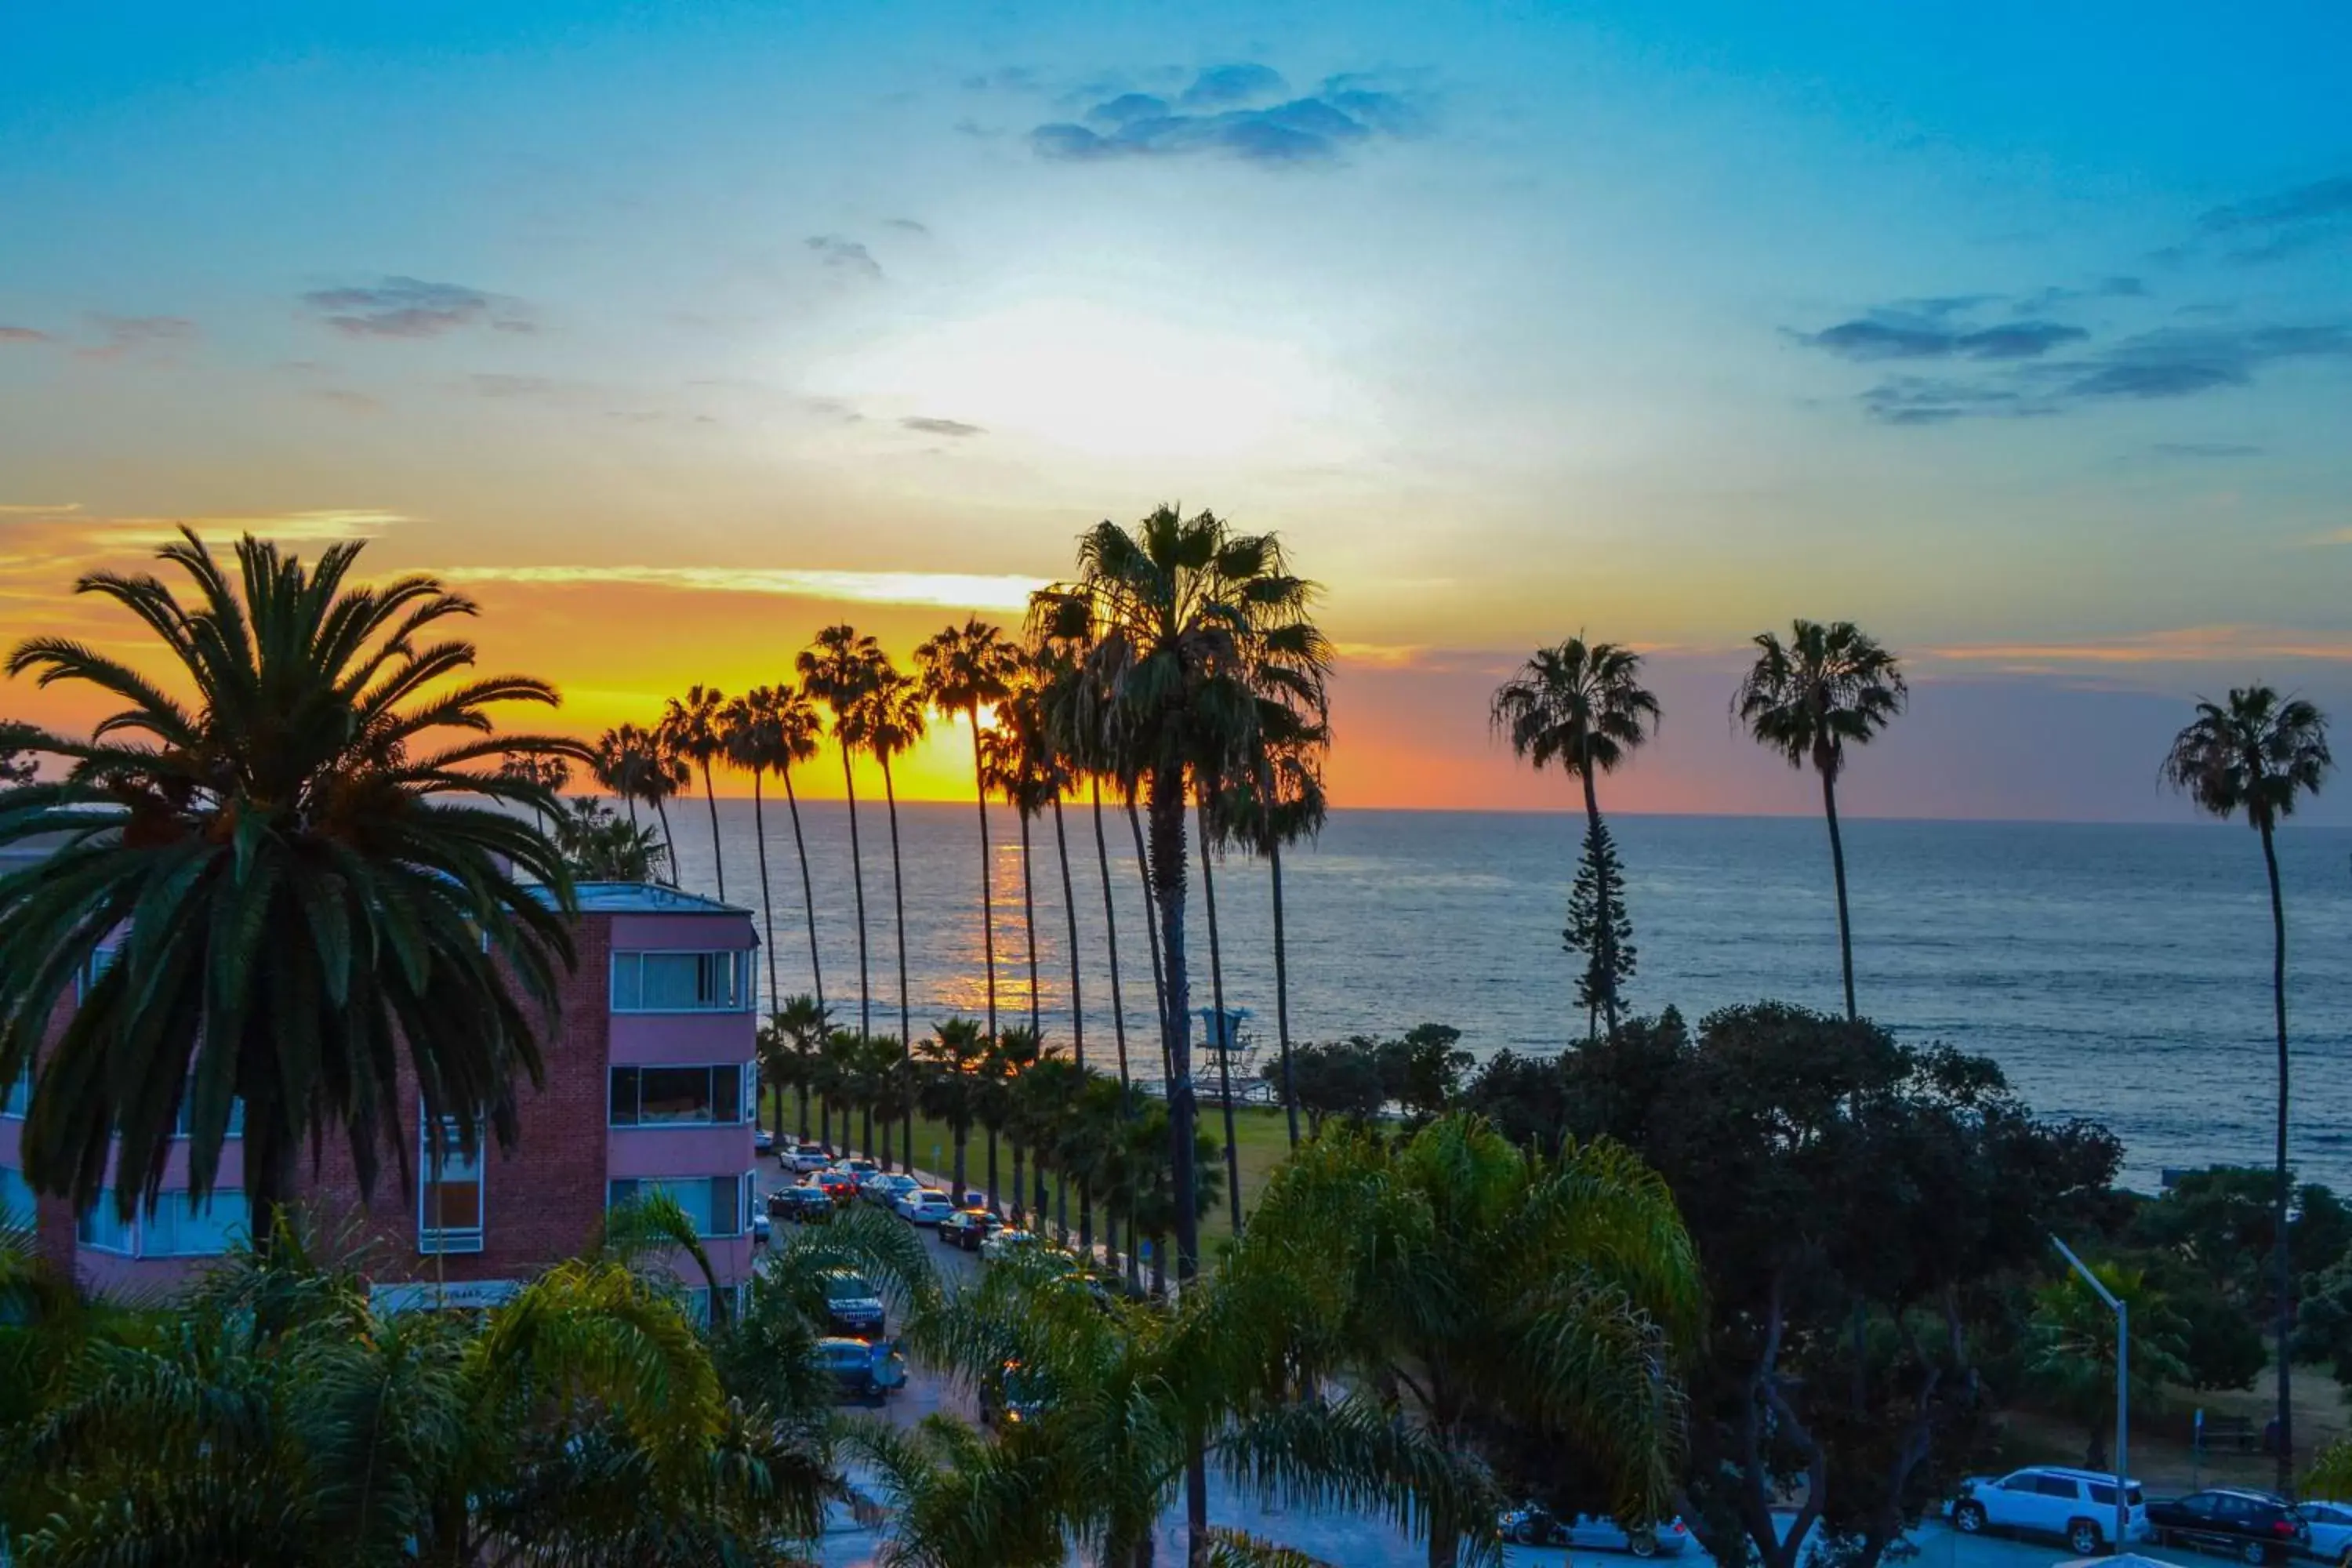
[419,1120,485,1254]
[606,1174,749,1238]
[609,950,751,1013]
[2033,1476,2081,1498]
[140,1191,249,1257]
[1999,1475,2038,1493]
[609,1063,750,1127]
[73,943,122,1003]
[77,1192,133,1254]
[0,1165,31,1226]
[172,1084,246,1139]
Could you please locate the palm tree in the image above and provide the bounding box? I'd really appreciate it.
[0,530,582,1249]
[2163,685,2333,1486]
[735,684,826,1013]
[640,720,691,886]
[769,993,830,1142]
[980,681,1056,1053]
[721,687,795,1010]
[1196,797,1246,1234]
[1011,1052,1086,1244]
[1490,637,1658,1038]
[596,720,684,883]
[843,658,927,1172]
[1040,506,1330,1293]
[797,624,882,1040]
[817,1025,866,1156]
[1222,713,1329,1149]
[662,683,730,902]
[916,616,1023,1054]
[916,1016,989,1198]
[2026,1260,2191,1469]
[1231,1114,1704,1568]
[497,752,572,832]
[1732,619,1907,1022]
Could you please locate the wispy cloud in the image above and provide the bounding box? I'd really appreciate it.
[1030,65,1424,166]
[2151,440,2262,459]
[78,314,198,361]
[301,277,534,339]
[1926,625,2352,666]
[806,235,883,281]
[439,564,1048,611]
[901,416,985,437]
[2198,174,2352,263]
[0,325,51,344]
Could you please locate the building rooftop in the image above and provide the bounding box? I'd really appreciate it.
[555,880,752,916]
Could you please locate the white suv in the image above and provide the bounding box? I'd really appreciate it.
[1953,1467,2148,1557]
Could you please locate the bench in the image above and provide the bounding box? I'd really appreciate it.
[2196,1414,2263,1454]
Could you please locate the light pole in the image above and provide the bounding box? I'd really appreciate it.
[2053,1233,2131,1552]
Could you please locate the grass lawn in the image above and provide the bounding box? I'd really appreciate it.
[1994,1360,2348,1492]
[760,1090,1299,1250]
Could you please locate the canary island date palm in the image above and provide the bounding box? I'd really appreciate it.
[799,624,883,1040]
[916,616,1023,1050]
[1229,1113,1702,1568]
[1732,619,1906,1022]
[845,659,927,1170]
[2163,684,2332,1487]
[1491,637,1657,1038]
[661,682,730,902]
[0,529,582,1247]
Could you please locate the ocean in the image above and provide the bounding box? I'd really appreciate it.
[652,800,2352,1193]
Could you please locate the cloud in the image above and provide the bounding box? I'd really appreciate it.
[2196,174,2352,264]
[78,314,199,361]
[1795,314,2087,361]
[0,503,80,516]
[1925,625,2352,667]
[468,373,565,399]
[1029,66,1422,166]
[961,66,1040,93]
[882,217,929,235]
[0,325,50,343]
[901,416,985,437]
[2151,441,2262,459]
[307,388,381,413]
[302,277,533,339]
[440,564,1047,611]
[806,235,882,280]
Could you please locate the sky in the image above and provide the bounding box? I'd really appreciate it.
[1,1,2348,820]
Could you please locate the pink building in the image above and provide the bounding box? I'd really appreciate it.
[2,882,762,1318]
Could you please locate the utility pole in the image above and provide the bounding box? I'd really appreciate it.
[2053,1233,2130,1551]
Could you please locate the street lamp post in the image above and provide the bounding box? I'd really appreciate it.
[2053,1233,2131,1552]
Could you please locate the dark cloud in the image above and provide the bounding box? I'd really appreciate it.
[902,416,985,437]
[2151,441,2263,459]
[1030,65,1421,166]
[78,314,200,361]
[882,217,929,235]
[806,235,882,280]
[302,278,532,339]
[1795,314,2085,361]
[2196,175,2352,264]
[0,325,50,343]
[1858,377,2040,426]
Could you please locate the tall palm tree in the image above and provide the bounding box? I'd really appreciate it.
[733,684,826,1013]
[662,684,730,902]
[497,752,572,832]
[916,1016,989,1198]
[0,529,582,1249]
[843,658,926,1171]
[720,688,782,1007]
[1196,797,1245,1234]
[641,720,691,886]
[1732,619,1907,1021]
[1231,1115,1703,1568]
[1490,637,1659,1038]
[598,720,685,884]
[770,993,830,1142]
[916,616,1022,1054]
[590,724,646,833]
[1215,710,1330,1149]
[816,1025,865,1156]
[797,625,882,1040]
[1041,506,1329,1292]
[2163,685,2333,1488]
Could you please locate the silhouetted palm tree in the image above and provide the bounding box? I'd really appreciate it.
[916,1016,989,1197]
[641,721,691,886]
[0,530,583,1247]
[1491,637,1660,1037]
[1733,619,1907,1021]
[916,616,1022,1055]
[597,720,684,884]
[2164,684,2333,1488]
[723,684,825,1014]
[797,625,882,1040]
[1022,640,1099,1247]
[662,683,729,901]
[843,659,924,1171]
[1216,710,1330,1149]
[771,993,831,1142]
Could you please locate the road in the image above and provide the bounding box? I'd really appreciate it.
[760,1160,2283,1568]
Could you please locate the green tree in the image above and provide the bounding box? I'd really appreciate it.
[916,616,1022,1056]
[766,993,831,1143]
[550,794,665,881]
[1231,1114,1701,1568]
[1562,819,1635,1040]
[1733,620,1907,1022]
[0,531,580,1247]
[798,625,883,1039]
[844,659,927,1171]
[1264,1040,1385,1138]
[1491,637,1658,1037]
[2026,1261,2190,1468]
[2164,685,2333,1488]
[917,1017,990,1198]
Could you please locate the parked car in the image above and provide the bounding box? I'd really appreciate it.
[865,1173,920,1209]
[783,1142,832,1174]
[2296,1500,2352,1566]
[978,1357,1049,1428]
[898,1189,957,1225]
[833,1157,880,1184]
[769,1185,834,1224]
[753,1127,775,1154]
[1951,1467,2149,1557]
[938,1207,1003,1250]
[2148,1489,2310,1563]
[815,1336,908,1406]
[980,1227,1039,1263]
[1497,1506,1690,1557]
[813,1170,861,1203]
[821,1269,886,1338]
[749,1207,771,1243]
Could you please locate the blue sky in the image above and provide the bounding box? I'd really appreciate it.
[1,2,2347,818]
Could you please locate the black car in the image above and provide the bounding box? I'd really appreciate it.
[815,1337,907,1406]
[769,1185,834,1225]
[938,1207,1003,1251]
[2148,1489,2310,1564]
[822,1269,886,1338]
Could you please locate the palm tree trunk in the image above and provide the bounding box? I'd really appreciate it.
[2264,816,2294,1490]
[1129,797,1174,1084]
[882,758,914,1173]
[1821,768,1857,1022]
[953,1120,968,1198]
[1011,1135,1025,1225]
[1091,779,1134,1092]
[971,712,1000,1046]
[751,771,780,1013]
[653,795,681,886]
[780,767,826,1017]
[1581,759,1621,1036]
[985,1120,1000,1211]
[699,760,725,901]
[1144,774,1199,1283]
[1022,811,1043,1040]
[840,748,872,1040]
[1270,840,1301,1149]
[1055,794,1091,1251]
[1198,801,1244,1235]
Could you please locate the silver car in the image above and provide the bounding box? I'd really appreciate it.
[1497,1505,1691,1556]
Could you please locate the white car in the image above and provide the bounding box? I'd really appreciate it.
[980,1227,1039,1262]
[898,1189,956,1225]
[782,1142,831,1173]
[2296,1501,2352,1565]
[1498,1506,1690,1556]
[1951,1467,2148,1557]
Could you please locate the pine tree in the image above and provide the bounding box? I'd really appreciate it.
[1563,818,1635,1040]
